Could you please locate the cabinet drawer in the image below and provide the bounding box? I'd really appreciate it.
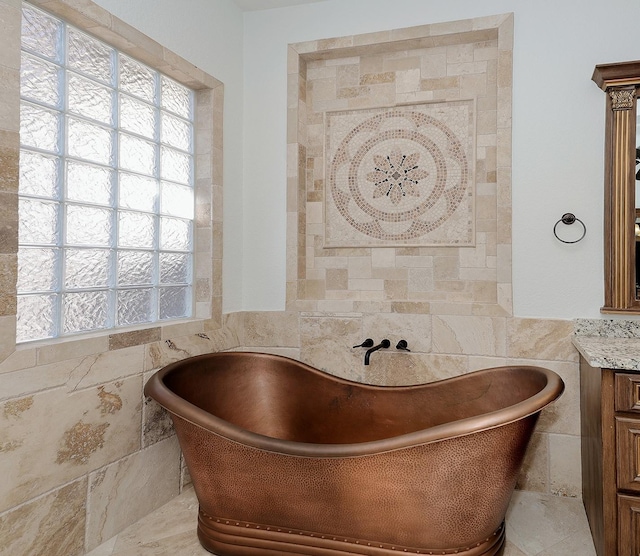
[617,417,640,492]
[618,494,640,555]
[616,373,640,412]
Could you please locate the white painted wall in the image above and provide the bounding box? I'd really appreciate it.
[242,0,640,318]
[93,0,246,313]
[88,0,640,319]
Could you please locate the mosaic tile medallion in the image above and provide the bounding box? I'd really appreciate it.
[324,101,475,247]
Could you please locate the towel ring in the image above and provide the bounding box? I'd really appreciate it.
[553,213,586,244]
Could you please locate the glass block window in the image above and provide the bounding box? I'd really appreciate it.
[17,4,195,343]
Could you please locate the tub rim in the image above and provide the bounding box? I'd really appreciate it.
[144,351,564,458]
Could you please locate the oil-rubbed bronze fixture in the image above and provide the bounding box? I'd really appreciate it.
[352,338,374,348]
[364,339,390,365]
[396,340,411,351]
[553,213,586,244]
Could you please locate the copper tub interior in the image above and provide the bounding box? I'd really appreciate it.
[144,352,564,556]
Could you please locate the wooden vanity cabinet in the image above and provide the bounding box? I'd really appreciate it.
[581,357,640,555]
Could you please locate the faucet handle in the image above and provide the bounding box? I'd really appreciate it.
[396,340,410,351]
[353,338,374,348]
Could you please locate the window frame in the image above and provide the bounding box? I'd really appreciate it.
[18,4,198,342]
[0,0,222,358]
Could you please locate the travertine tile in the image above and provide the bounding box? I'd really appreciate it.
[497,283,513,315]
[0,253,16,316]
[243,311,300,347]
[317,36,353,51]
[180,454,192,491]
[336,64,359,88]
[364,352,468,386]
[0,478,87,556]
[507,318,578,362]
[0,191,17,255]
[316,300,358,314]
[433,256,459,280]
[289,17,512,315]
[0,344,34,374]
[535,529,596,556]
[431,301,474,315]
[0,3,20,70]
[0,132,19,193]
[516,431,548,493]
[362,312,431,353]
[109,327,160,350]
[237,346,301,360]
[300,316,364,381]
[0,66,19,132]
[502,541,527,556]
[507,358,580,436]
[370,248,395,268]
[384,278,408,300]
[432,315,506,356]
[0,356,88,402]
[390,301,430,314]
[348,256,372,279]
[548,433,582,498]
[36,335,109,366]
[66,346,146,390]
[360,71,395,85]
[87,536,118,556]
[200,321,242,353]
[307,64,338,82]
[505,490,594,556]
[86,436,181,550]
[142,370,174,447]
[144,334,217,370]
[2,345,145,399]
[0,375,142,512]
[467,355,507,371]
[395,68,421,92]
[326,268,348,290]
[87,482,595,556]
[33,0,112,29]
[300,280,327,300]
[408,267,434,292]
[86,487,206,556]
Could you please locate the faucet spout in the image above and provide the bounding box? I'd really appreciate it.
[364,339,390,365]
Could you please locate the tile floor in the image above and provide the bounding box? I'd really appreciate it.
[87,488,596,556]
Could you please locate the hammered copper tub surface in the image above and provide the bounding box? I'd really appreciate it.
[144,352,564,556]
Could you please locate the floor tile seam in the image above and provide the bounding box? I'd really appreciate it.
[108,530,207,555]
[531,529,596,556]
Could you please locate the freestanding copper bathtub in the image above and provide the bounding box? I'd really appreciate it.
[144,352,564,556]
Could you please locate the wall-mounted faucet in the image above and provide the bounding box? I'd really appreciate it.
[352,338,374,348]
[364,339,390,365]
[396,340,410,352]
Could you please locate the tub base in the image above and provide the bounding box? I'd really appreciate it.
[197,509,505,556]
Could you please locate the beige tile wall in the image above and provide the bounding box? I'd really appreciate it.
[0,0,234,554]
[0,0,20,364]
[243,311,581,500]
[287,15,513,317]
[269,13,582,502]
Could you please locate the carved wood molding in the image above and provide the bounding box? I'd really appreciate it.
[610,88,635,111]
[593,62,640,313]
[593,61,640,90]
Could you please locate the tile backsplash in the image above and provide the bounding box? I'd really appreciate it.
[286,15,513,317]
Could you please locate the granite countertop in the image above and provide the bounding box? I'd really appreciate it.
[573,335,640,371]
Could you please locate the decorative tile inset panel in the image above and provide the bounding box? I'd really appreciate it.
[325,100,475,247]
